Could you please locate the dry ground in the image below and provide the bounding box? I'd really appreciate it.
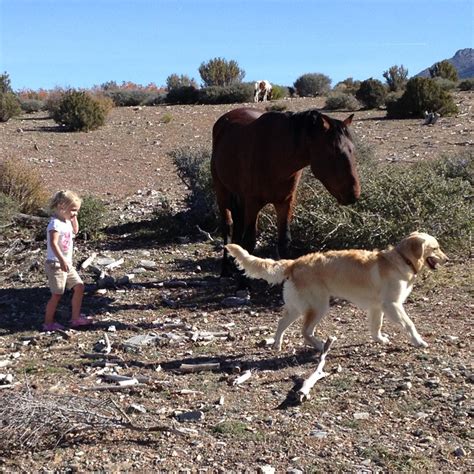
[0,93,472,472]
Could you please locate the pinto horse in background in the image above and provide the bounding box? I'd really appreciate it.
[254,80,272,102]
[211,107,361,277]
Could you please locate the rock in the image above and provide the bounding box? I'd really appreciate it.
[353,412,370,420]
[221,296,251,308]
[310,430,328,439]
[452,446,466,457]
[139,260,157,270]
[257,465,275,474]
[176,410,205,422]
[424,378,440,388]
[127,403,147,414]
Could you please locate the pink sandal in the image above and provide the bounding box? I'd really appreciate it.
[70,315,94,328]
[42,322,65,332]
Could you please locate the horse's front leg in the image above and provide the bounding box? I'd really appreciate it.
[220,208,234,277]
[275,199,293,259]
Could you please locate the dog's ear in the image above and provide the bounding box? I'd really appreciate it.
[398,235,425,273]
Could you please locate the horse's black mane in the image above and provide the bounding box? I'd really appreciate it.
[274,108,350,146]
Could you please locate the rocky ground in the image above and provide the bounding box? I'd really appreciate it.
[0,93,472,472]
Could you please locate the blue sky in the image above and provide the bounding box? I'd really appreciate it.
[1,0,472,91]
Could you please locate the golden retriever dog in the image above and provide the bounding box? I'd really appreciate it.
[226,232,447,351]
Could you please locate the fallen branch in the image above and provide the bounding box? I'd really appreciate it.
[80,252,97,270]
[296,337,336,403]
[178,362,220,373]
[230,369,252,386]
[279,337,336,408]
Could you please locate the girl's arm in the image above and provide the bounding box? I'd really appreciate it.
[50,230,69,272]
[71,215,79,235]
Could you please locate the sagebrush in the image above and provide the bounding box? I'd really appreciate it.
[171,145,472,255]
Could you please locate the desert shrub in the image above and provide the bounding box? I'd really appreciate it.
[289,152,472,254]
[173,142,472,256]
[386,77,458,118]
[355,78,387,109]
[199,57,245,87]
[106,89,159,107]
[294,73,331,97]
[170,147,217,227]
[0,92,21,122]
[266,104,288,112]
[52,90,109,131]
[198,83,253,104]
[432,77,457,91]
[166,74,198,90]
[0,72,13,93]
[383,65,408,92]
[270,85,289,100]
[161,112,173,124]
[334,77,361,95]
[166,86,200,105]
[0,192,20,225]
[429,60,458,82]
[458,78,474,91]
[77,195,107,240]
[44,87,66,116]
[0,158,48,213]
[19,98,45,113]
[324,92,360,111]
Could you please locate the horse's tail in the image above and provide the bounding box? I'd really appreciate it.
[226,244,293,285]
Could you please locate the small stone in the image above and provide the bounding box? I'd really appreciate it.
[453,446,466,457]
[310,430,328,439]
[353,412,370,420]
[127,403,147,414]
[257,465,275,474]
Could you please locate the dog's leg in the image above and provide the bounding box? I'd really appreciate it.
[368,308,390,344]
[273,307,301,351]
[382,302,428,347]
[302,303,329,352]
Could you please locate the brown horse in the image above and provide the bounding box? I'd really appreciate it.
[211,107,361,276]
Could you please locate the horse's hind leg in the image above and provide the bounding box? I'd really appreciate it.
[274,198,293,258]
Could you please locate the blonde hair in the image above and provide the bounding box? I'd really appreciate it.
[49,190,82,213]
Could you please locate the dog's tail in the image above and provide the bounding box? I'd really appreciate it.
[225,244,293,285]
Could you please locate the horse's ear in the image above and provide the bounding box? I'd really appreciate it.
[319,114,331,131]
[343,114,354,126]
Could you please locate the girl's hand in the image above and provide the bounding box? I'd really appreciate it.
[59,258,70,272]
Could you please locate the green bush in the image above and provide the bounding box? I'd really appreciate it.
[432,77,457,91]
[0,158,48,213]
[198,83,253,104]
[106,89,161,107]
[166,86,199,105]
[289,152,472,254]
[383,65,408,92]
[199,57,245,87]
[52,90,109,131]
[173,143,472,256]
[355,78,387,109]
[386,77,458,118]
[77,195,107,240]
[19,98,45,113]
[0,92,21,122]
[166,74,198,90]
[459,78,474,91]
[324,92,360,111]
[294,73,331,97]
[429,60,458,82]
[270,85,289,100]
[333,77,361,95]
[170,147,217,226]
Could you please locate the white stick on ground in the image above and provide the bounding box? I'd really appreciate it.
[179,362,220,373]
[231,369,252,386]
[81,252,97,269]
[296,336,336,403]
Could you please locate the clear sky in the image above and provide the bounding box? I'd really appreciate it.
[1,0,472,91]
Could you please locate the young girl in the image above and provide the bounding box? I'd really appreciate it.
[43,190,91,331]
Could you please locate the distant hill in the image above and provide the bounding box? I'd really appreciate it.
[416,48,474,79]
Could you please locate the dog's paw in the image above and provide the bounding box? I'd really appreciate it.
[413,338,428,348]
[373,333,390,344]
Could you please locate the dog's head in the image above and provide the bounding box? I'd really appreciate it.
[396,232,448,273]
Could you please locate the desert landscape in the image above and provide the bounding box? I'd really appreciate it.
[0,92,472,472]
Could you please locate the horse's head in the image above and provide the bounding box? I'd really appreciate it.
[308,112,360,205]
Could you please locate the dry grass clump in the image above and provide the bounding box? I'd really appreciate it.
[0,157,48,214]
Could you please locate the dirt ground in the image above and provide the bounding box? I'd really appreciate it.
[0,93,472,472]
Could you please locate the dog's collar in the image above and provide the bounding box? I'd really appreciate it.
[396,249,418,275]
